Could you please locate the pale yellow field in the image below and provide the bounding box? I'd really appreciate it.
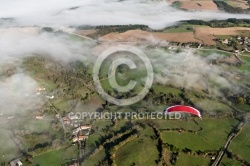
[227,0,249,9]
[167,0,218,11]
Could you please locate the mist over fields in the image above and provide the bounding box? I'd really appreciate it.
[0,1,250,165]
[0,0,249,113]
[0,29,239,115]
[0,0,250,29]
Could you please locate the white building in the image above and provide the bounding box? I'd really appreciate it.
[10,159,23,166]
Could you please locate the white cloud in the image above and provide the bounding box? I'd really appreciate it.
[0,73,43,114]
[0,28,96,64]
[0,0,249,29]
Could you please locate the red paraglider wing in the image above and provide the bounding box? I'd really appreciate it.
[165,105,201,118]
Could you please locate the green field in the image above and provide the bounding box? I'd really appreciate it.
[115,137,159,166]
[0,128,19,162]
[23,119,51,133]
[100,64,147,95]
[234,104,250,112]
[86,120,113,147]
[239,55,250,72]
[229,124,250,163]
[221,157,242,166]
[195,99,234,113]
[155,119,201,130]
[33,145,78,165]
[33,148,64,165]
[197,49,231,57]
[114,126,158,166]
[84,149,106,166]
[153,84,181,96]
[161,119,238,151]
[176,153,210,166]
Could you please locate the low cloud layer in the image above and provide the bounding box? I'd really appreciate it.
[147,48,234,96]
[0,0,248,114]
[0,73,43,114]
[0,28,96,114]
[0,28,240,105]
[0,0,249,29]
[0,28,96,64]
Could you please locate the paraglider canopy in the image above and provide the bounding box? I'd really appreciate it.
[164,105,201,118]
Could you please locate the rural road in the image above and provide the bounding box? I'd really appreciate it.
[212,114,250,166]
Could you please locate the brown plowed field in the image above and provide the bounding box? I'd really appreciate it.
[167,0,218,11]
[194,27,250,45]
[98,27,250,46]
[99,29,201,44]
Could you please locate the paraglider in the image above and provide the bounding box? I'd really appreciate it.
[164,105,201,118]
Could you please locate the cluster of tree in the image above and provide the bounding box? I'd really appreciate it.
[78,24,149,38]
[74,18,250,40]
[83,122,139,166]
[182,148,193,155]
[185,19,250,28]
[171,1,181,9]
[101,86,199,115]
[42,27,54,32]
[89,121,135,150]
[164,143,179,153]
[160,127,199,134]
[24,57,95,102]
[20,152,33,165]
[144,88,186,106]
[148,124,168,166]
[193,149,217,158]
[170,151,179,165]
[213,0,250,14]
[27,142,52,152]
[181,42,201,47]
[221,87,250,106]
[229,95,250,105]
[98,129,137,166]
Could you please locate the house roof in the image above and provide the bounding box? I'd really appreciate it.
[10,159,22,166]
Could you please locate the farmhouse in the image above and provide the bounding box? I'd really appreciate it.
[72,125,91,134]
[10,158,22,166]
[221,39,229,44]
[55,113,60,118]
[72,135,88,142]
[36,87,45,91]
[62,116,71,125]
[35,115,44,120]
